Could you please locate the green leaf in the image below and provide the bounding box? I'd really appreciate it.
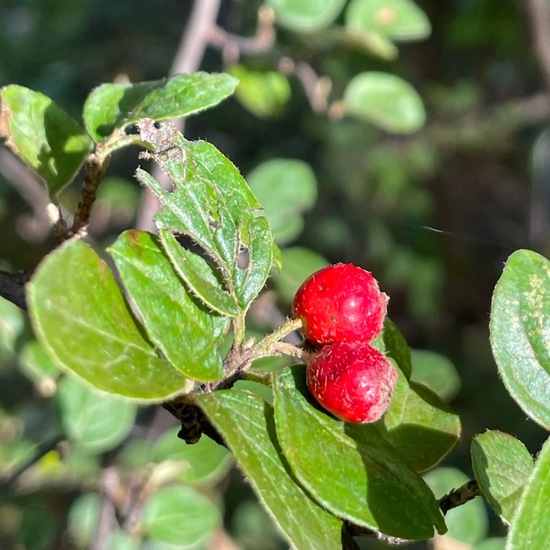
[267,0,347,32]
[410,349,461,401]
[109,230,228,381]
[19,340,60,388]
[153,427,232,485]
[141,486,220,547]
[489,249,550,429]
[136,125,273,311]
[377,317,413,379]
[424,468,488,545]
[273,247,329,303]
[378,367,461,472]
[197,389,345,550]
[229,65,291,119]
[343,71,426,134]
[471,430,534,524]
[0,295,25,355]
[27,238,188,401]
[346,0,431,42]
[83,73,238,141]
[247,159,318,245]
[68,493,100,548]
[57,376,136,453]
[0,85,92,194]
[272,366,446,540]
[508,440,550,549]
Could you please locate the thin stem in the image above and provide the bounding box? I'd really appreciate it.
[253,317,303,353]
[439,479,482,514]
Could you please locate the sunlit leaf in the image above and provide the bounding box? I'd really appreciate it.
[507,436,550,549]
[83,73,238,141]
[490,249,550,429]
[410,349,461,401]
[471,430,534,524]
[267,0,346,31]
[343,71,425,134]
[0,85,92,194]
[110,230,228,381]
[272,366,446,539]
[28,238,188,401]
[198,389,345,550]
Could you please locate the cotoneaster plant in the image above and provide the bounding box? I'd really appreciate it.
[306,341,398,423]
[292,263,388,346]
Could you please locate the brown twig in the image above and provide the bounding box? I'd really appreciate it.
[438,480,482,514]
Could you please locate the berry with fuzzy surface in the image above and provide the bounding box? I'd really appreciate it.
[292,263,388,346]
[306,342,397,423]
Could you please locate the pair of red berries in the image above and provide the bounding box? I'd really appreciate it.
[292,263,397,424]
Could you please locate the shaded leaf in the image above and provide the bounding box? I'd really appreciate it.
[410,349,461,401]
[141,486,220,547]
[507,437,550,549]
[272,366,446,540]
[0,85,92,194]
[343,71,425,134]
[57,376,136,453]
[378,367,461,472]
[489,249,550,429]
[375,317,412,379]
[230,65,291,118]
[83,73,238,141]
[346,0,431,41]
[197,389,345,550]
[471,430,534,524]
[153,427,232,485]
[424,467,487,545]
[267,0,346,32]
[247,158,318,245]
[27,238,188,401]
[110,230,228,381]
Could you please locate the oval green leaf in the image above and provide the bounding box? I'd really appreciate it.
[230,65,291,119]
[272,366,446,540]
[247,159,318,245]
[27,238,188,401]
[141,486,220,547]
[153,427,232,485]
[410,349,461,401]
[489,249,550,429]
[471,430,534,524]
[109,230,228,381]
[378,367,461,472]
[343,72,426,134]
[267,0,346,32]
[83,73,238,141]
[57,377,136,453]
[424,467,487,545]
[346,0,431,41]
[197,389,345,550]
[507,436,550,549]
[0,85,92,195]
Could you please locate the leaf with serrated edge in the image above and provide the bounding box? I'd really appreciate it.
[378,368,461,472]
[471,431,534,524]
[28,238,188,401]
[490,249,550,429]
[135,127,272,313]
[507,436,550,549]
[197,389,344,550]
[272,366,446,540]
[159,229,239,316]
[0,85,92,194]
[83,73,237,142]
[109,230,228,381]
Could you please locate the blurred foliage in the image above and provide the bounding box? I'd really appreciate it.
[1,0,549,548]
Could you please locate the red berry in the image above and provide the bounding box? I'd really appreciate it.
[292,263,388,346]
[306,342,397,423]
